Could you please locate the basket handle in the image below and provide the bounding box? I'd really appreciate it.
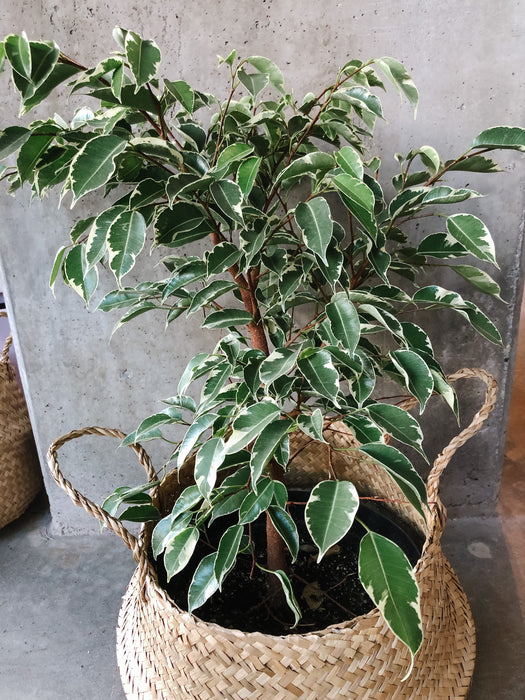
[401,367,497,538]
[0,310,13,365]
[46,426,157,567]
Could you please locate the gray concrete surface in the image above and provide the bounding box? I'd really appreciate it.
[0,493,523,699]
[1,2,524,532]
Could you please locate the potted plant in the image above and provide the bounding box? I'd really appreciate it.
[1,29,523,697]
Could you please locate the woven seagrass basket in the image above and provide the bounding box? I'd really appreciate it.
[0,311,42,529]
[47,367,496,699]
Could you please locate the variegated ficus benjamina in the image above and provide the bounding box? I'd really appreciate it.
[1,28,524,674]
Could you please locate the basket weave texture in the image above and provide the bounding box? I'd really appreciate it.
[0,311,42,529]
[47,368,497,699]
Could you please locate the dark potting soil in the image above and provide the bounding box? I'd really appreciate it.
[154,494,423,636]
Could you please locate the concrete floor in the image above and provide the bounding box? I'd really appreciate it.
[1,312,525,699]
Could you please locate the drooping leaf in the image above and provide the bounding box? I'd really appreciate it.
[331,173,377,239]
[210,179,244,226]
[16,129,58,183]
[268,506,299,562]
[259,346,301,386]
[195,436,226,501]
[164,527,200,580]
[450,264,504,301]
[259,567,301,627]
[107,210,147,283]
[188,552,219,612]
[62,244,98,304]
[325,292,360,355]
[165,79,195,112]
[297,409,325,442]
[0,126,31,160]
[305,480,360,562]
[151,511,193,559]
[239,478,274,524]
[375,56,419,112]
[358,442,427,516]
[295,197,333,265]
[250,419,293,483]
[86,205,127,269]
[367,403,425,457]
[214,524,244,589]
[69,134,127,205]
[298,348,340,406]
[359,532,422,674]
[177,413,218,467]
[390,349,434,413]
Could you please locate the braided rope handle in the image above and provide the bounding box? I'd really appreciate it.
[46,426,157,569]
[400,367,497,538]
[0,310,13,364]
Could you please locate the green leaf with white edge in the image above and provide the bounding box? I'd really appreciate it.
[214,143,254,175]
[237,156,261,196]
[129,178,166,209]
[49,245,68,294]
[417,232,468,259]
[123,406,183,445]
[210,179,244,226]
[259,346,301,386]
[298,348,340,407]
[188,552,220,612]
[344,414,384,444]
[17,130,58,183]
[297,409,326,443]
[118,504,161,522]
[209,490,247,525]
[238,67,269,97]
[188,280,237,315]
[130,136,182,168]
[367,403,426,458]
[178,352,209,394]
[250,419,293,483]
[151,511,193,559]
[162,394,197,413]
[326,292,360,355]
[417,145,440,176]
[276,152,335,184]
[359,442,427,517]
[69,134,127,205]
[170,484,203,520]
[239,478,274,525]
[201,309,253,330]
[86,205,127,269]
[107,210,146,283]
[331,173,377,239]
[451,265,504,301]
[359,531,422,675]
[63,244,98,305]
[245,55,285,94]
[268,506,299,562]
[390,349,434,413]
[335,146,363,179]
[177,413,218,468]
[165,79,195,113]
[295,197,333,265]
[225,401,281,455]
[422,186,481,205]
[195,437,226,501]
[446,154,501,173]
[214,524,244,589]
[375,56,419,113]
[446,213,497,266]
[343,86,384,118]
[0,126,31,160]
[472,126,525,152]
[164,527,200,581]
[4,34,32,79]
[305,480,360,562]
[124,30,161,89]
[102,480,160,518]
[460,302,502,345]
[259,567,301,627]
[206,241,242,276]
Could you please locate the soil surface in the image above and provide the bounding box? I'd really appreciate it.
[155,495,423,636]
